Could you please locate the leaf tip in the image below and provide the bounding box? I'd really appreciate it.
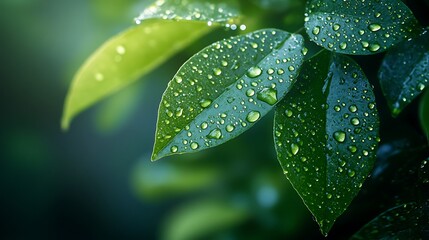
[317,219,334,237]
[61,116,71,132]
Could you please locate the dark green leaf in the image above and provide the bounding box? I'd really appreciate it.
[351,202,427,239]
[152,29,305,160]
[162,199,248,240]
[379,28,429,116]
[61,20,212,130]
[305,0,419,55]
[134,0,240,24]
[421,90,429,142]
[274,51,380,235]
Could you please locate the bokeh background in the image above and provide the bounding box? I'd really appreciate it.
[1,0,428,239]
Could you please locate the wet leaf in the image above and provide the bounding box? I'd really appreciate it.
[152,29,305,160]
[274,51,380,235]
[61,20,212,130]
[351,202,427,239]
[305,0,419,55]
[134,0,240,24]
[421,90,429,142]
[163,199,248,240]
[379,28,429,116]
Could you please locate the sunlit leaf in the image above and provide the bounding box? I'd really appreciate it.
[379,28,429,116]
[421,90,429,142]
[274,51,380,235]
[152,29,305,160]
[351,202,427,239]
[134,0,240,24]
[305,0,419,55]
[61,20,212,130]
[163,199,248,240]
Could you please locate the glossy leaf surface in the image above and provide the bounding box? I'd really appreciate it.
[62,20,212,130]
[274,51,380,235]
[152,29,305,160]
[305,0,419,55]
[135,0,239,24]
[351,202,426,239]
[379,28,429,116]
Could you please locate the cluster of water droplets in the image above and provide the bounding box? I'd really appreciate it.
[305,0,419,54]
[153,29,304,159]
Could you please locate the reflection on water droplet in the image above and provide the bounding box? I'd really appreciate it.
[340,42,347,50]
[247,67,262,78]
[95,73,104,81]
[285,109,293,117]
[207,128,222,139]
[312,26,320,35]
[175,76,183,83]
[333,24,340,31]
[369,43,381,52]
[116,45,126,55]
[201,122,208,129]
[190,142,199,150]
[257,88,277,105]
[348,170,356,177]
[226,124,235,132]
[213,68,222,76]
[348,145,358,153]
[171,146,178,153]
[334,131,346,143]
[351,117,360,126]
[368,24,381,32]
[246,89,255,97]
[349,105,358,113]
[291,143,299,155]
[246,111,260,123]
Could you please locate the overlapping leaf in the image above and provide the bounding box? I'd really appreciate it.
[379,28,429,116]
[305,0,419,55]
[274,51,380,235]
[152,29,305,160]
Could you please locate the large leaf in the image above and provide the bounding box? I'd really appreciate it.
[421,90,429,142]
[62,20,212,130]
[351,202,428,239]
[304,0,419,55]
[274,51,380,235]
[134,0,239,24]
[379,28,429,116]
[152,29,305,160]
[162,198,248,240]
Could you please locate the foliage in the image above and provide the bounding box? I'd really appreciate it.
[63,0,429,237]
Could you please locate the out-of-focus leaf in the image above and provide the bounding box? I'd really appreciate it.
[162,198,248,240]
[152,29,305,160]
[251,0,303,11]
[131,158,219,200]
[62,20,212,130]
[420,90,429,141]
[134,0,240,24]
[274,51,380,235]
[351,202,427,239]
[305,0,419,55]
[379,28,429,116]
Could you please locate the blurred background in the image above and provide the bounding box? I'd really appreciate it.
[0,0,428,239]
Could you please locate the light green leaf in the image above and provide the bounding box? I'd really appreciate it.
[135,0,240,24]
[274,51,380,235]
[305,0,419,55]
[62,20,212,130]
[152,29,305,160]
[379,28,429,116]
[420,90,429,142]
[162,198,248,240]
[351,202,426,239]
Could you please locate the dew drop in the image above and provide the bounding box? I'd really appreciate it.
[116,45,126,55]
[369,43,381,52]
[285,109,293,117]
[257,88,278,105]
[246,111,260,123]
[226,124,235,132]
[351,117,360,126]
[200,99,212,108]
[201,122,208,129]
[247,67,262,78]
[95,73,104,81]
[349,105,358,113]
[175,76,183,83]
[213,68,222,76]
[291,143,299,155]
[333,131,346,143]
[348,170,356,178]
[207,128,222,139]
[348,145,358,153]
[368,24,381,32]
[312,26,320,35]
[246,89,255,97]
[190,142,199,150]
[333,24,340,31]
[171,146,178,153]
[340,42,347,50]
[288,66,295,71]
[361,41,369,48]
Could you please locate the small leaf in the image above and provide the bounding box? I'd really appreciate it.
[62,20,212,130]
[152,29,305,160]
[162,199,248,240]
[134,0,240,24]
[274,51,380,235]
[305,0,419,55]
[420,90,429,142]
[379,28,429,116]
[351,202,426,239]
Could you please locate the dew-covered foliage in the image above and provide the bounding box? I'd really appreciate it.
[62,0,429,237]
[274,51,379,235]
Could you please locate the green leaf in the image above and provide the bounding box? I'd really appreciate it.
[61,20,212,130]
[379,28,429,116]
[305,0,419,55]
[152,29,305,160]
[420,90,429,142]
[134,0,240,24]
[162,198,248,240]
[274,51,380,235]
[351,202,426,239]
